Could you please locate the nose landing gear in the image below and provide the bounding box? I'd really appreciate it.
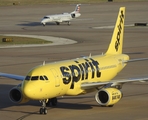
[39,100,48,114]
[39,97,58,115]
[40,107,47,114]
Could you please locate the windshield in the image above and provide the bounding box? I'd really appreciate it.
[25,75,49,81]
[44,16,49,19]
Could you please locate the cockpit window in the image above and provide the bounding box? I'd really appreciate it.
[25,76,30,81]
[40,76,44,80]
[25,75,49,81]
[44,75,48,80]
[31,76,39,80]
[44,16,49,19]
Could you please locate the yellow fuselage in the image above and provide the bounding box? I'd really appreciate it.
[22,54,129,100]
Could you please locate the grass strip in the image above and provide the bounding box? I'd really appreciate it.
[0,36,52,45]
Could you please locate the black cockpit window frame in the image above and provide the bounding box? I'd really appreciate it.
[31,76,39,80]
[44,75,48,80]
[44,16,49,19]
[25,75,48,81]
[25,76,30,81]
[40,76,44,80]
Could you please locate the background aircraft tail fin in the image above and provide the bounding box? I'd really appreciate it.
[73,4,81,13]
[105,7,125,55]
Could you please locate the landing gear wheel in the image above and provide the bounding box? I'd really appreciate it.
[67,21,71,25]
[40,108,43,114]
[39,100,48,115]
[40,108,48,114]
[56,22,60,25]
[43,108,48,114]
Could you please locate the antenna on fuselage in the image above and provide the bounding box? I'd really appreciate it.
[43,61,46,66]
[89,53,92,58]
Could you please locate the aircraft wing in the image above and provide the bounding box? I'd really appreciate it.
[0,72,25,81]
[124,58,148,63]
[81,77,148,90]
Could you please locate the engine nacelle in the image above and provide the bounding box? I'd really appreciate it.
[9,84,29,104]
[95,88,122,106]
[71,13,76,18]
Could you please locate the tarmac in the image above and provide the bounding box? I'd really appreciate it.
[0,1,148,120]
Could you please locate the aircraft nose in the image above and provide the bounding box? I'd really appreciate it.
[23,84,36,99]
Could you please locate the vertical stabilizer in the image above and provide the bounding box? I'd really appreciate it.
[71,4,81,13]
[105,7,125,55]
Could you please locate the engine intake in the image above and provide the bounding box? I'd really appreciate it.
[95,88,122,106]
[71,13,75,18]
[9,84,29,104]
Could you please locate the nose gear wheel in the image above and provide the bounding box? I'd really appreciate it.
[39,99,48,114]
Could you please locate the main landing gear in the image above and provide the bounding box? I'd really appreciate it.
[56,22,60,25]
[39,97,57,115]
[46,97,57,106]
[67,21,71,25]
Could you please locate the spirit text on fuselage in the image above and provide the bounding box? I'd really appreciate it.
[60,58,101,89]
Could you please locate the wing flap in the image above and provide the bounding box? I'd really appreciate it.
[0,72,25,81]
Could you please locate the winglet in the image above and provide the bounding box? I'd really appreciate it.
[105,7,125,55]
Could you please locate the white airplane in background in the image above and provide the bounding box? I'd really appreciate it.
[41,4,81,26]
[1,7,148,115]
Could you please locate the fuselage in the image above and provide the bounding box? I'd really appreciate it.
[22,53,129,100]
[41,12,81,25]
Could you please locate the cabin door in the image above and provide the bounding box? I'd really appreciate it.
[50,68,60,87]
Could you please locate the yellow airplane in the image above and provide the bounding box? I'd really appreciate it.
[0,7,148,115]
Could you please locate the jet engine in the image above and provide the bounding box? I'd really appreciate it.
[95,88,122,106]
[71,13,81,18]
[9,84,29,104]
[71,13,76,18]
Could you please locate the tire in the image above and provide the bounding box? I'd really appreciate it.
[40,108,43,114]
[43,108,48,114]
